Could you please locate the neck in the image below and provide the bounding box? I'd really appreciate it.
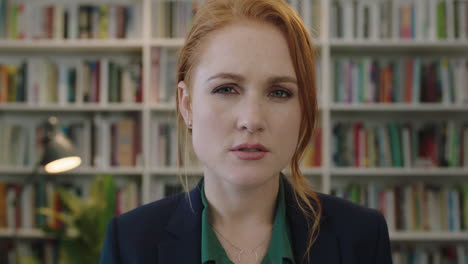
[203,173,280,230]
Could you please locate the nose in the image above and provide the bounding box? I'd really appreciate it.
[236,97,266,134]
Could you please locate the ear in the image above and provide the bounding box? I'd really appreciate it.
[178,80,192,127]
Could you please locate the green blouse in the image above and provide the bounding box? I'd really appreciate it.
[201,179,296,264]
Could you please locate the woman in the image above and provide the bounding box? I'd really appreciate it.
[100,0,393,263]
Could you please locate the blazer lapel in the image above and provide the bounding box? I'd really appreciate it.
[283,178,341,264]
[158,177,341,264]
[158,181,204,264]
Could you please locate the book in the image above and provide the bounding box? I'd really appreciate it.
[333,56,468,104]
[117,119,135,167]
[0,2,141,40]
[333,120,467,168]
[333,182,466,233]
[330,0,467,40]
[0,183,6,228]
[0,0,6,38]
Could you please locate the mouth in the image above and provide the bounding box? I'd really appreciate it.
[230,143,269,160]
[230,143,269,152]
[236,148,265,152]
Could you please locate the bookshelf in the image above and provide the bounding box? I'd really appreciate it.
[0,0,468,262]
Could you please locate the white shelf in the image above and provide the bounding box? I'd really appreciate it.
[330,103,468,112]
[3,229,467,241]
[0,166,40,175]
[390,231,468,242]
[70,167,145,175]
[0,103,143,112]
[0,228,82,239]
[0,39,144,51]
[331,167,468,177]
[149,103,177,112]
[3,228,468,241]
[150,38,186,47]
[330,39,468,52]
[0,229,49,239]
[0,166,144,176]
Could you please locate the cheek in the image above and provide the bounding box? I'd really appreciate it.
[190,97,231,156]
[275,101,301,132]
[275,105,302,152]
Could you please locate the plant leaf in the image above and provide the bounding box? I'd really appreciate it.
[56,187,85,217]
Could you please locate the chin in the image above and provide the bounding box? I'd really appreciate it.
[222,169,279,187]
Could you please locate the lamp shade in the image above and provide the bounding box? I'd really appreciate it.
[41,117,82,174]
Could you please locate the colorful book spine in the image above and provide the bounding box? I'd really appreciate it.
[0,2,140,40]
[331,0,468,40]
[333,182,468,232]
[333,56,468,104]
[333,121,468,168]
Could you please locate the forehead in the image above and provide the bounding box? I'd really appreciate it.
[193,20,296,84]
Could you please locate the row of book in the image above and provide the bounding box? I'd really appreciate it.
[115,180,139,216]
[0,120,92,168]
[5,242,468,264]
[150,0,321,39]
[0,240,57,264]
[5,117,467,169]
[333,182,468,232]
[0,123,28,166]
[0,180,138,230]
[392,245,468,264]
[332,121,468,168]
[94,115,143,168]
[333,57,468,104]
[150,48,178,104]
[0,57,142,104]
[2,49,320,105]
[0,115,143,168]
[0,1,141,40]
[284,0,321,38]
[151,118,204,168]
[151,0,199,39]
[331,0,468,40]
[151,121,178,168]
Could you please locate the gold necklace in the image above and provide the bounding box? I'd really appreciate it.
[210,223,271,263]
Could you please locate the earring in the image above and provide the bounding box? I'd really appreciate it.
[188,120,192,129]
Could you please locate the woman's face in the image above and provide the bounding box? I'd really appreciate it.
[179,20,301,188]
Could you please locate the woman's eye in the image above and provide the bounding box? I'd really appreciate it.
[213,86,236,94]
[270,89,291,98]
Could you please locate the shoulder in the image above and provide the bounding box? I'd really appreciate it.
[111,192,186,241]
[100,193,189,263]
[313,193,392,263]
[316,192,388,243]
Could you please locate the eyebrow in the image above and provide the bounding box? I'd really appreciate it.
[206,72,297,85]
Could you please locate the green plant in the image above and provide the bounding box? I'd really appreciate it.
[38,175,116,264]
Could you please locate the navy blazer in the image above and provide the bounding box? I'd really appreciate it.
[100,178,393,264]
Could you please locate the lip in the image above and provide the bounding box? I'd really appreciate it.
[230,143,270,152]
[232,151,266,160]
[230,143,269,161]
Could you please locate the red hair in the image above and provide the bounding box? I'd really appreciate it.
[176,0,321,261]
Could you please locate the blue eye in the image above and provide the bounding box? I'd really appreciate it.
[213,86,236,94]
[270,89,292,98]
